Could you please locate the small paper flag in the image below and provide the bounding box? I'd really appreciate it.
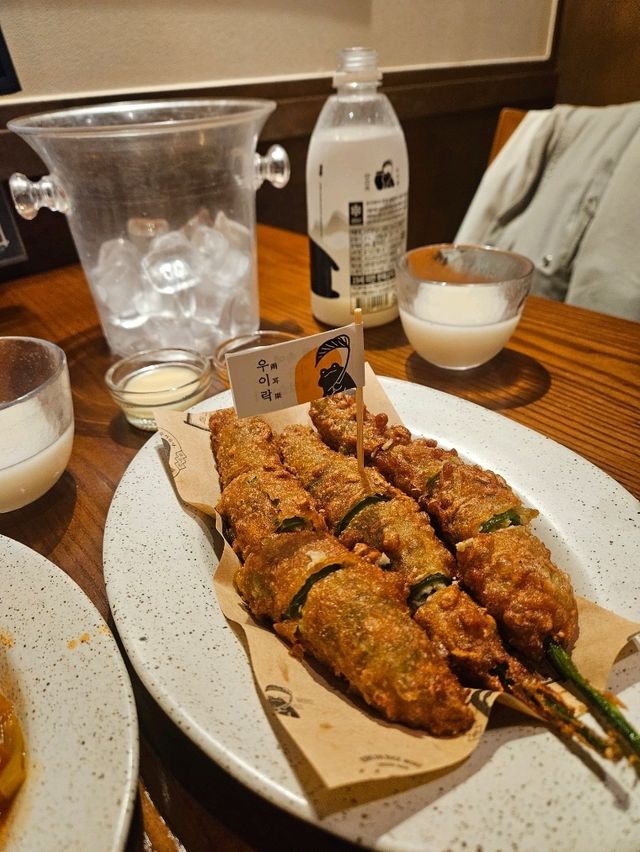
[226,323,364,418]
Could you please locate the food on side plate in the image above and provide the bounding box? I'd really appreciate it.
[210,408,474,736]
[309,393,640,763]
[278,423,614,757]
[0,690,25,822]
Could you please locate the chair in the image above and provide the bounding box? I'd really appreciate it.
[487,108,527,165]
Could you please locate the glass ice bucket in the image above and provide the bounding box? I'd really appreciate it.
[8,99,290,356]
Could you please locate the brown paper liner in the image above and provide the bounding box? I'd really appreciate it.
[154,367,639,789]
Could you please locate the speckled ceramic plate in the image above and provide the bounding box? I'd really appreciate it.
[103,377,640,852]
[0,535,138,852]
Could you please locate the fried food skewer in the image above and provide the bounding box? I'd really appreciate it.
[278,424,615,758]
[309,394,640,763]
[208,408,475,736]
[218,468,327,559]
[237,530,474,735]
[209,408,282,488]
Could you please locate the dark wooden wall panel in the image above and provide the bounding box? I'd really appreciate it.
[556,0,640,106]
[0,63,556,283]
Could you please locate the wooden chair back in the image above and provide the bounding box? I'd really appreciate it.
[487,108,527,165]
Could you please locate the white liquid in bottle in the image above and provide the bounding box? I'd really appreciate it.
[306,47,409,328]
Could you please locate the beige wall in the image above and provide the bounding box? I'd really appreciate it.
[2,0,558,103]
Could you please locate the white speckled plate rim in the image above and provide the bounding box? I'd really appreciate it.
[103,376,640,852]
[0,535,139,852]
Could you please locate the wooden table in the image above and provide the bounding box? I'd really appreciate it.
[1,224,638,851]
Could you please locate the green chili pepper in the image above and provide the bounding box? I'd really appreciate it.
[546,638,640,760]
[425,472,440,494]
[283,563,343,620]
[492,659,612,756]
[275,516,307,533]
[408,572,452,611]
[335,494,389,535]
[479,508,522,533]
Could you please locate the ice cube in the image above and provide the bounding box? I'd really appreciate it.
[136,277,196,320]
[102,314,152,357]
[181,208,215,241]
[189,317,225,354]
[92,238,144,317]
[213,211,252,251]
[143,315,198,349]
[212,247,251,286]
[96,237,140,269]
[142,231,202,294]
[190,225,228,263]
[229,283,260,337]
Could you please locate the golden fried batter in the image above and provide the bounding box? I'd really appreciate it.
[297,398,617,755]
[293,561,473,735]
[309,394,410,456]
[374,439,461,501]
[218,468,327,559]
[310,398,539,542]
[414,584,511,690]
[209,408,281,487]
[427,462,539,544]
[339,494,455,592]
[279,425,393,529]
[236,530,359,621]
[237,530,473,734]
[456,527,579,660]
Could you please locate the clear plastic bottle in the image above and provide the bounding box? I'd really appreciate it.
[306,47,409,327]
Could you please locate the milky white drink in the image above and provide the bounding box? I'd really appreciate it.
[306,47,408,327]
[400,285,521,369]
[0,422,74,512]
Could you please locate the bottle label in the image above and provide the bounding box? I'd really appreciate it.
[307,129,408,324]
[348,193,407,312]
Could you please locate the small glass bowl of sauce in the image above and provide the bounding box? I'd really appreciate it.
[105,348,213,430]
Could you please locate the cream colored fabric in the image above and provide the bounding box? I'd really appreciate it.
[456,103,640,321]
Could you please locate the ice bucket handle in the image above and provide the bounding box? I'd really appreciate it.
[9,173,69,220]
[254,144,290,190]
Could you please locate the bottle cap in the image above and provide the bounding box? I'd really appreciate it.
[333,47,382,87]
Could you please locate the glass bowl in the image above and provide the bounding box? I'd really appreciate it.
[397,244,533,370]
[105,348,212,430]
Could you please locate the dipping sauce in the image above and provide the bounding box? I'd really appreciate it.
[105,350,212,430]
[123,363,201,397]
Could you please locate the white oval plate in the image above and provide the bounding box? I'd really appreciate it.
[104,377,640,852]
[0,535,138,852]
